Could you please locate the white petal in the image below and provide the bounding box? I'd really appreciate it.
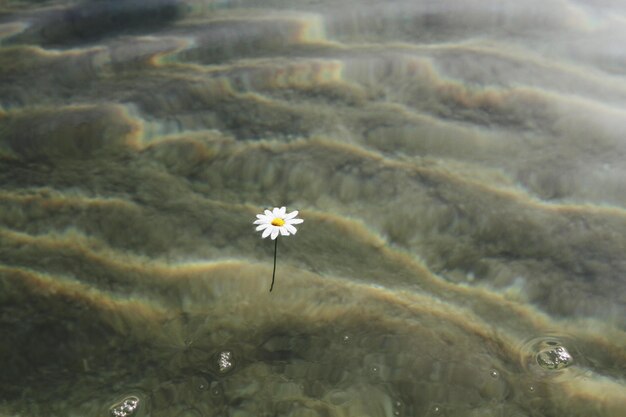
[262,226,273,238]
[285,210,299,219]
[256,223,270,231]
[270,228,280,240]
[286,218,303,225]
[253,218,268,225]
[264,209,272,216]
[272,207,281,216]
[279,226,289,236]
[278,206,286,216]
[256,214,266,219]
[285,224,297,234]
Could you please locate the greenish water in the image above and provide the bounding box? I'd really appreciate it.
[0,1,625,416]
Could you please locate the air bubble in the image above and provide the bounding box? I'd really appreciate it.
[192,376,208,392]
[393,399,403,416]
[536,345,572,370]
[427,404,444,416]
[489,369,499,379]
[109,396,140,417]
[210,381,223,397]
[342,335,350,344]
[519,336,576,374]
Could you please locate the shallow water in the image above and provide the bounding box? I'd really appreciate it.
[1,0,625,416]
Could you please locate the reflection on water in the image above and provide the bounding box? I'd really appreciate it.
[0,0,625,416]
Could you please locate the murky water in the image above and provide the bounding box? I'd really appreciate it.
[1,0,625,416]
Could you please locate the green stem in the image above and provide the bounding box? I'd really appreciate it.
[270,237,278,292]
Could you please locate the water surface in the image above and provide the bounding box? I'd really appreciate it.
[1,0,625,416]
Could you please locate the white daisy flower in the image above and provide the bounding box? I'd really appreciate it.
[253,206,303,292]
[253,206,303,240]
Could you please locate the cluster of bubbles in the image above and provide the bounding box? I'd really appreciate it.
[217,350,234,373]
[520,336,575,375]
[105,337,577,416]
[107,349,236,416]
[535,343,573,370]
[109,396,140,417]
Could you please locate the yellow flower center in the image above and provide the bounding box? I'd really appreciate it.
[271,218,285,227]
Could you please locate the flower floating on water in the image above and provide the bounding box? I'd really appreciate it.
[254,206,303,240]
[253,207,303,292]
